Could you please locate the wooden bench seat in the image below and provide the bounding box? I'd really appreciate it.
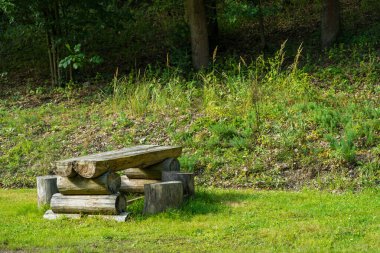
[54,145,182,178]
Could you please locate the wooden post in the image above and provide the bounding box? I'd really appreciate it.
[143,181,183,215]
[50,193,126,214]
[321,0,340,48]
[162,172,195,198]
[120,176,160,193]
[185,0,209,70]
[37,175,59,208]
[43,209,129,222]
[57,172,121,195]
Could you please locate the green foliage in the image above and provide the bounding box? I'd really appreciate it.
[59,44,85,70]
[326,128,357,164]
[59,43,103,76]
[222,0,282,24]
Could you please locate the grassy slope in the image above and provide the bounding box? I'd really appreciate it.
[0,188,379,252]
[0,38,379,190]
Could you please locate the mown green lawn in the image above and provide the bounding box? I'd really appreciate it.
[0,188,379,252]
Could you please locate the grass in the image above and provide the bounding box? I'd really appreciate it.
[1,39,379,190]
[0,188,379,252]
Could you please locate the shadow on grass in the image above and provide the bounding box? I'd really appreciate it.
[128,188,258,221]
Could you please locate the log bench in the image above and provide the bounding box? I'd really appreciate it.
[40,145,195,220]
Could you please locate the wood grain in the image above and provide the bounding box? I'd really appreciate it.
[123,158,180,179]
[54,145,182,179]
[162,172,195,198]
[50,193,126,214]
[37,175,59,208]
[143,181,183,215]
[120,176,160,193]
[57,172,121,195]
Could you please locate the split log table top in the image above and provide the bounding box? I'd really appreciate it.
[54,145,182,178]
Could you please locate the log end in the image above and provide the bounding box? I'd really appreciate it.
[166,158,180,171]
[75,161,98,178]
[54,162,77,177]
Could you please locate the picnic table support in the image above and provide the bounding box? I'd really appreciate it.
[37,175,59,208]
[143,181,183,215]
[162,172,195,198]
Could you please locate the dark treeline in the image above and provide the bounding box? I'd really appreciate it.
[0,0,379,85]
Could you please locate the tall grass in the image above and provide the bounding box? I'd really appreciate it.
[106,43,379,189]
[111,43,311,119]
[111,67,196,116]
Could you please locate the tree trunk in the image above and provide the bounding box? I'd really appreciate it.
[206,0,219,52]
[143,181,183,214]
[46,30,59,87]
[46,33,55,86]
[41,0,62,86]
[50,193,126,214]
[185,0,209,70]
[37,175,59,208]
[120,176,160,193]
[258,0,266,50]
[321,0,340,48]
[57,172,121,195]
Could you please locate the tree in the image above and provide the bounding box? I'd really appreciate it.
[185,0,209,70]
[206,0,219,52]
[256,0,265,50]
[321,0,340,48]
[1,0,66,86]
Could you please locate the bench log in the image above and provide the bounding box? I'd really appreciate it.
[120,176,160,193]
[50,193,126,214]
[54,145,182,178]
[123,158,180,180]
[57,172,121,195]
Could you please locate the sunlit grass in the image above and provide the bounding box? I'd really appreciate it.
[0,189,379,252]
